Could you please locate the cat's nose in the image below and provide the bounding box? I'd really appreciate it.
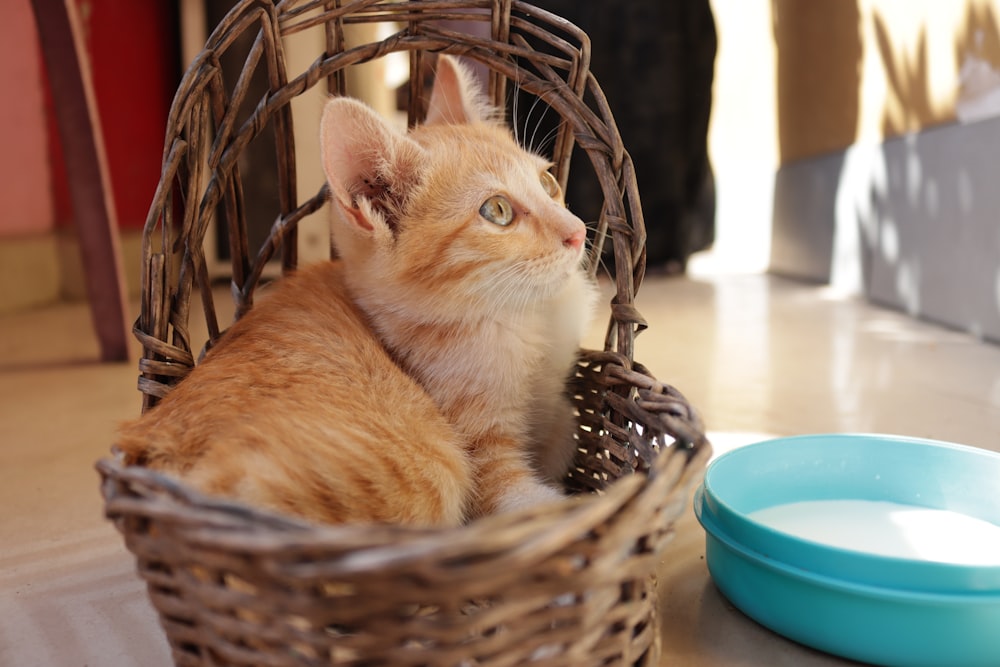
[564,227,586,250]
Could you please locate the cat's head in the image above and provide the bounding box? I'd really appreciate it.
[320,55,587,317]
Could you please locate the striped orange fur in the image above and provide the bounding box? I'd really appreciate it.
[116,56,595,525]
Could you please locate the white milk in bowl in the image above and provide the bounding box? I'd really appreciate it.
[749,500,1000,565]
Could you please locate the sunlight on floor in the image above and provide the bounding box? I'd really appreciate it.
[704,431,780,461]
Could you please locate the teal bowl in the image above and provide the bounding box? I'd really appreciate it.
[694,434,1000,667]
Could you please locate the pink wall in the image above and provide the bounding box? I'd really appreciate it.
[0,0,55,237]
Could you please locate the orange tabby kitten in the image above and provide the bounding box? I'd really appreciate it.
[116,56,595,525]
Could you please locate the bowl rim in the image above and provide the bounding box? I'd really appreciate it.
[697,486,1000,604]
[696,433,1000,594]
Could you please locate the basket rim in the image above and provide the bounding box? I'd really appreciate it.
[98,439,710,569]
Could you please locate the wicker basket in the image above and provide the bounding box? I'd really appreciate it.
[98,1,712,665]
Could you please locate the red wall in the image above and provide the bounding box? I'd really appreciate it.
[48,0,180,230]
[0,2,55,236]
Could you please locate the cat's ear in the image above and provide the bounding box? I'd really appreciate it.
[424,55,493,125]
[320,97,423,234]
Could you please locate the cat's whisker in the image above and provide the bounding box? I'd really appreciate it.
[515,87,550,154]
[526,96,554,156]
[505,65,562,159]
[575,220,610,279]
[531,122,562,159]
[595,254,614,281]
[522,98,543,152]
[509,63,522,146]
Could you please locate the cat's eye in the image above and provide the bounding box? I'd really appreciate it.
[540,170,561,198]
[480,195,515,226]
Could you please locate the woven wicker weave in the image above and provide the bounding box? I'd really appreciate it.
[98,1,712,665]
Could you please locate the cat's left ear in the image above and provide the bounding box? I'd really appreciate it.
[424,55,493,126]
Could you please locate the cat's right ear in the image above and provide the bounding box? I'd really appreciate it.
[320,97,422,235]
[424,55,493,126]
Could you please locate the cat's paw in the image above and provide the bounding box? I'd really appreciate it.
[494,479,565,514]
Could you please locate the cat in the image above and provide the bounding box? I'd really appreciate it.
[116,55,596,525]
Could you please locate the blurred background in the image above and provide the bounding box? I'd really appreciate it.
[5,0,1000,342]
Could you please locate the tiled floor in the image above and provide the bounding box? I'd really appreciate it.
[3,267,1000,666]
